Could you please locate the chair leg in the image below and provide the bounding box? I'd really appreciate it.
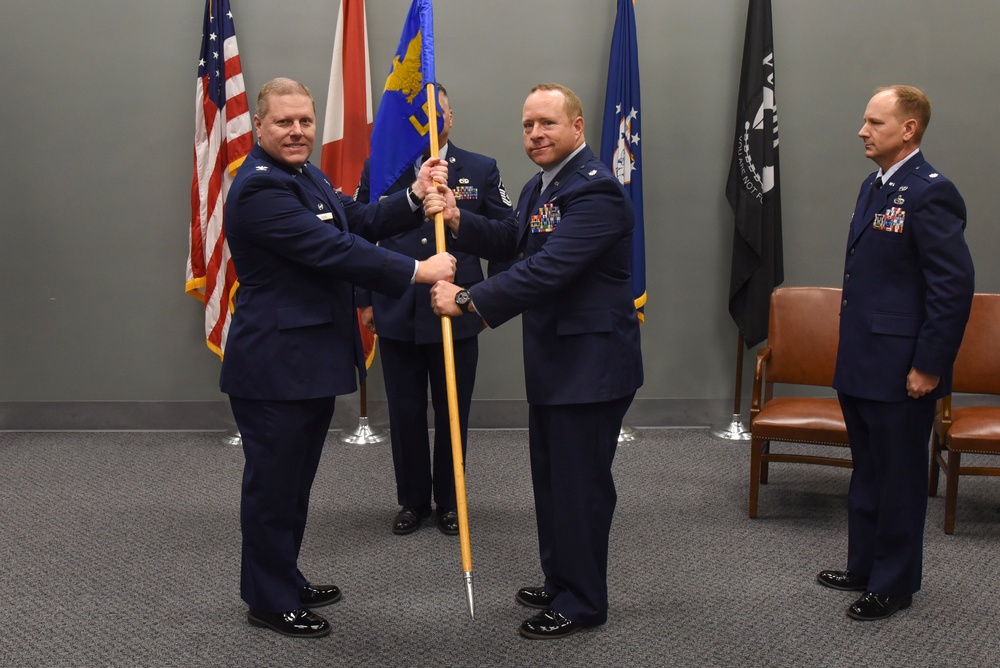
[928,431,942,497]
[760,440,771,485]
[749,437,765,518]
[943,449,961,535]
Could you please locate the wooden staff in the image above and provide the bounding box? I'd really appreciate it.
[425,82,475,619]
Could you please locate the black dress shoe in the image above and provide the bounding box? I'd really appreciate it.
[247,608,331,638]
[847,592,912,621]
[817,569,869,591]
[299,583,342,608]
[392,505,431,535]
[437,508,459,535]
[518,609,584,640]
[515,586,554,609]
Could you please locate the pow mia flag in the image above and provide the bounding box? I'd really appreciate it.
[725,0,783,349]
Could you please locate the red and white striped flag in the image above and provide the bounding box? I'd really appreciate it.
[320,0,378,368]
[186,0,253,359]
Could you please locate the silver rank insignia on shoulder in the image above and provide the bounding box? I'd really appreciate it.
[929,173,939,178]
[255,165,268,171]
[589,169,597,176]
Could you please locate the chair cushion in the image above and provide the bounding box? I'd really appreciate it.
[947,406,1000,453]
[752,397,849,445]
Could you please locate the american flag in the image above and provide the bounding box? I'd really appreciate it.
[186,0,253,359]
[320,0,378,368]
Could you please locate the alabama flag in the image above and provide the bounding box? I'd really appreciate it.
[319,0,377,367]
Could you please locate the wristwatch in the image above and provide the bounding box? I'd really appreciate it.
[454,289,472,314]
[406,187,422,207]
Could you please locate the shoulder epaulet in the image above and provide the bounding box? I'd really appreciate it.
[911,163,945,184]
[580,163,603,180]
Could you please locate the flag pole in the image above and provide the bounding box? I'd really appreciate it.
[711,332,751,441]
[425,83,475,619]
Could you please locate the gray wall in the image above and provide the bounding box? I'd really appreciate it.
[2,1,998,429]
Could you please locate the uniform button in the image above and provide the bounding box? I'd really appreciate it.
[420,238,428,245]
[845,274,850,281]
[849,248,855,255]
[517,252,524,259]
[842,299,848,307]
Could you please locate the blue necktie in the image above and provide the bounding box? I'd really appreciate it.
[864,176,883,211]
[529,175,544,213]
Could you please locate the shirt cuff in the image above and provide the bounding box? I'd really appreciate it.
[406,187,421,212]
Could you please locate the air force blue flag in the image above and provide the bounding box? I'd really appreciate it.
[600,0,646,321]
[368,0,439,201]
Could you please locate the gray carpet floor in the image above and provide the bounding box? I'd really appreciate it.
[2,427,999,667]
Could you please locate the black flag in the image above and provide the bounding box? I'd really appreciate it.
[726,0,783,348]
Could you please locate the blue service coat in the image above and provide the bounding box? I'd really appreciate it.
[220,144,422,400]
[454,145,643,405]
[355,143,513,343]
[834,152,975,401]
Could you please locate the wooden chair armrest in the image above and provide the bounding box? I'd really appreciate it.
[750,347,772,415]
[938,395,953,434]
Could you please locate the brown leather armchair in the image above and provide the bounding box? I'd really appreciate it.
[928,293,1000,534]
[748,287,850,518]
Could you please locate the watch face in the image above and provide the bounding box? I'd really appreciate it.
[455,290,471,305]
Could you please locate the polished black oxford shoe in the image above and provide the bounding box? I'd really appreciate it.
[437,508,459,536]
[247,608,331,638]
[817,569,869,591]
[392,505,432,535]
[299,583,342,608]
[847,592,912,621]
[515,586,555,610]
[518,609,585,640]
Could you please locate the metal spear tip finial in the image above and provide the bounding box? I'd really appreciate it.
[463,572,475,619]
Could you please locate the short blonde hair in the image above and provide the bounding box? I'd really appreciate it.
[256,77,314,118]
[530,83,584,120]
[876,85,931,142]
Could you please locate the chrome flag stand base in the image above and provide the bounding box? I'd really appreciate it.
[711,414,751,441]
[338,416,389,445]
[714,332,752,441]
[221,430,242,446]
[618,425,640,445]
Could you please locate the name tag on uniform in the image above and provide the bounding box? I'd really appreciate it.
[873,206,905,234]
[317,212,333,221]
